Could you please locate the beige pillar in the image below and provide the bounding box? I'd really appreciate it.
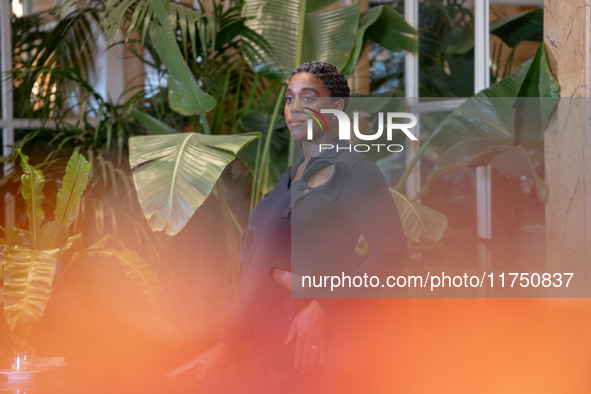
[544,1,591,276]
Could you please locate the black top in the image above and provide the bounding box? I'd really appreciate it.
[229,141,407,381]
[238,141,406,322]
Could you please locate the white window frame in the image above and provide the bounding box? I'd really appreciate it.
[404,0,496,267]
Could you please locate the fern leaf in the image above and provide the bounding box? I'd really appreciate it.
[17,150,46,248]
[54,153,90,229]
[2,246,59,343]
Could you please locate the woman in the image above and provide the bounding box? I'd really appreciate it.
[168,62,406,393]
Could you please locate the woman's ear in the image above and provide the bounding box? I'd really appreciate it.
[333,98,345,111]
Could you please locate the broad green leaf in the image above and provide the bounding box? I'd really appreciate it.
[17,150,45,248]
[389,189,448,243]
[37,221,69,251]
[150,22,216,116]
[242,1,415,81]
[131,106,179,134]
[54,153,91,229]
[490,8,543,48]
[0,227,32,249]
[68,235,162,311]
[342,6,417,75]
[129,122,259,235]
[341,7,382,76]
[448,8,543,55]
[242,0,360,81]
[427,139,547,203]
[2,246,59,343]
[397,45,558,195]
[516,43,560,98]
[305,0,338,13]
[513,44,560,146]
[142,0,215,116]
[428,45,559,155]
[364,5,417,51]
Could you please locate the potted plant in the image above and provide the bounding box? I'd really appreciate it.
[0,150,161,378]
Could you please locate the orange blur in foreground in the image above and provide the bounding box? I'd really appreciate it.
[384,298,591,394]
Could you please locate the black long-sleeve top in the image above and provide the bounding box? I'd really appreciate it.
[237,141,406,333]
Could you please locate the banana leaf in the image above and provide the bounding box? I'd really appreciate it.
[390,189,447,243]
[397,44,558,199]
[2,246,59,343]
[54,153,91,229]
[426,139,547,203]
[427,44,558,155]
[513,44,560,146]
[491,8,543,48]
[448,8,543,55]
[129,112,259,235]
[110,0,216,117]
[17,150,46,249]
[149,11,216,117]
[241,0,416,81]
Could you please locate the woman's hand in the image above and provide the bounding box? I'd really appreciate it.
[285,300,327,373]
[166,342,227,381]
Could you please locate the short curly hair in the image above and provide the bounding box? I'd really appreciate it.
[290,61,350,98]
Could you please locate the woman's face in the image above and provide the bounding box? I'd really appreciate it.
[284,72,342,142]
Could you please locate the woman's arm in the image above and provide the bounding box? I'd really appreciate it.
[337,159,406,294]
[271,267,326,373]
[166,342,228,381]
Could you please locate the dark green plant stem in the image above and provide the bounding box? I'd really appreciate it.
[252,85,286,205]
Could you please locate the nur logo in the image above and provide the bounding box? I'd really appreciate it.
[304,108,418,153]
[303,107,328,139]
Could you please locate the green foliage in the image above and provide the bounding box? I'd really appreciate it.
[2,247,60,344]
[129,111,259,235]
[17,151,46,248]
[390,189,447,243]
[54,153,92,229]
[398,44,559,207]
[11,5,102,119]
[1,152,162,344]
[241,0,416,81]
[490,9,543,48]
[239,0,417,204]
[147,2,217,118]
[418,1,544,96]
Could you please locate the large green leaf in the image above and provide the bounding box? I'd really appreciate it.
[67,235,162,313]
[513,44,560,146]
[17,150,45,248]
[390,189,447,243]
[149,21,216,116]
[2,246,59,343]
[426,139,547,203]
[490,8,543,48]
[54,153,91,229]
[364,5,417,51]
[342,5,417,75]
[241,0,415,81]
[131,106,179,134]
[397,44,558,193]
[242,0,359,80]
[129,113,259,235]
[448,8,543,55]
[428,44,559,155]
[113,0,216,116]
